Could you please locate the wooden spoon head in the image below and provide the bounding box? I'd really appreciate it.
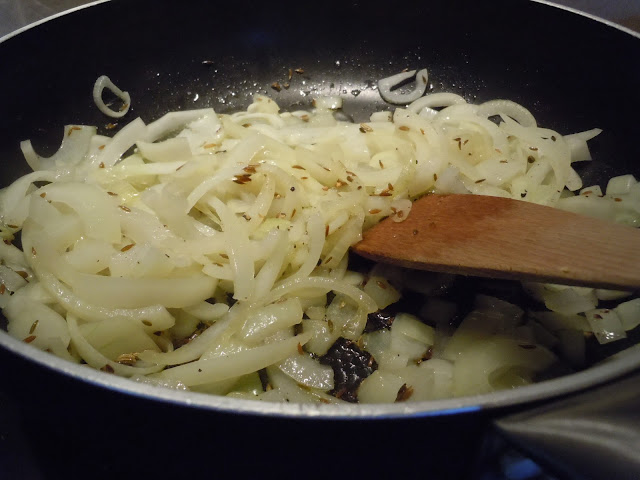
[352,194,640,291]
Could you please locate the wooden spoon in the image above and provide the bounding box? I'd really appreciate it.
[352,194,640,291]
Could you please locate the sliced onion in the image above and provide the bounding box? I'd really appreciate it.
[155,332,311,387]
[239,298,303,343]
[357,370,406,403]
[378,68,429,105]
[67,314,163,376]
[20,125,96,172]
[477,100,537,127]
[615,298,640,331]
[93,75,131,118]
[407,92,466,113]
[278,352,334,390]
[585,308,627,344]
[606,174,637,195]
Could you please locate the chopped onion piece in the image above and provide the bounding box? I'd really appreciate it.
[278,352,334,390]
[606,174,637,195]
[313,96,343,110]
[543,286,598,315]
[585,308,627,344]
[614,298,640,331]
[358,370,406,404]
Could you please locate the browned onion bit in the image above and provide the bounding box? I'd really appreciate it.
[417,346,433,364]
[395,383,414,402]
[319,337,378,403]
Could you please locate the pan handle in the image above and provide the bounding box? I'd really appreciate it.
[492,370,640,480]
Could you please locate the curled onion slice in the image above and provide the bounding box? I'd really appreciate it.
[378,68,429,104]
[93,75,131,118]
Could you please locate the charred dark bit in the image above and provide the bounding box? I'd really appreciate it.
[226,292,237,307]
[319,337,377,403]
[364,310,395,333]
[258,368,270,391]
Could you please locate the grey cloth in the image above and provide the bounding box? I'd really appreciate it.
[495,372,640,480]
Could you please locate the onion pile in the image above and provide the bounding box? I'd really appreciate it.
[0,74,638,404]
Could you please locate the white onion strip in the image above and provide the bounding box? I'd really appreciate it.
[67,313,163,376]
[35,270,175,330]
[155,332,311,386]
[407,92,467,113]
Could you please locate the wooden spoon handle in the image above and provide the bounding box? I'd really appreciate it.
[353,194,640,291]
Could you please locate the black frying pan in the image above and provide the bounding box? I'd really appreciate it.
[0,1,639,478]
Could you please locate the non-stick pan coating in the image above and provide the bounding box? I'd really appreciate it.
[1,0,639,182]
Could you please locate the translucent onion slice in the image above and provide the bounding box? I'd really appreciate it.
[239,298,303,343]
[35,270,176,330]
[357,370,406,403]
[93,75,131,118]
[5,290,71,354]
[278,352,334,390]
[138,314,232,366]
[146,109,216,143]
[477,100,537,127]
[585,308,627,344]
[20,125,96,172]
[67,314,163,377]
[452,337,556,396]
[184,301,229,322]
[39,182,121,243]
[407,92,467,114]
[92,117,147,168]
[378,68,429,105]
[615,298,640,331]
[155,332,311,387]
[70,271,217,309]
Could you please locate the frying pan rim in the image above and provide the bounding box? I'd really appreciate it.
[0,0,639,420]
[531,0,640,39]
[1,329,639,419]
[0,0,109,43]
[1,0,639,45]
